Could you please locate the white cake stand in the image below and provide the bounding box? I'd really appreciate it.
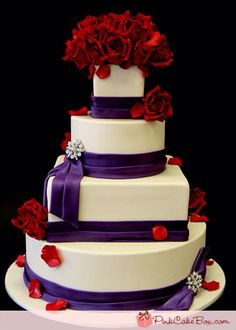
[5,260,225,328]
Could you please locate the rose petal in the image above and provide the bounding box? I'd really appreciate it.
[95,65,111,79]
[168,157,183,167]
[61,132,71,151]
[16,255,25,267]
[131,102,145,119]
[68,106,88,116]
[144,31,162,47]
[29,279,42,298]
[206,259,214,266]
[152,225,168,241]
[189,213,209,222]
[88,65,95,79]
[202,280,220,291]
[46,298,68,311]
[41,245,62,267]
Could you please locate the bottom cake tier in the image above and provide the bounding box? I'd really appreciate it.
[24,222,206,310]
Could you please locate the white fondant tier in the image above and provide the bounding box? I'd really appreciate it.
[25,223,206,292]
[71,116,165,154]
[47,155,189,222]
[93,65,145,97]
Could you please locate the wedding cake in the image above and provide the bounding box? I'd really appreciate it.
[8,11,223,312]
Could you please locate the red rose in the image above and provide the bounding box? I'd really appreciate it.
[147,35,174,68]
[86,39,107,66]
[189,188,207,214]
[11,199,48,240]
[102,33,132,65]
[77,15,98,35]
[24,221,46,240]
[129,13,154,44]
[132,42,152,65]
[63,32,90,70]
[144,85,173,121]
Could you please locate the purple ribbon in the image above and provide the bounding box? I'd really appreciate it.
[46,220,189,242]
[91,96,142,119]
[43,150,166,231]
[43,158,83,228]
[23,247,209,310]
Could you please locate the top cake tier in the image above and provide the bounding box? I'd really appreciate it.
[93,65,144,97]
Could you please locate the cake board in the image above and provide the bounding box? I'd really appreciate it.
[5,260,225,329]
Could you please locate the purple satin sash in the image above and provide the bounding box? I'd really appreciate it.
[23,247,209,310]
[46,220,189,242]
[43,150,167,232]
[91,96,142,119]
[43,159,83,228]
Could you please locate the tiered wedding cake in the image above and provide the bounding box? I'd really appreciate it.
[8,12,224,312]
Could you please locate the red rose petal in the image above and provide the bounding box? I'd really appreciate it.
[46,298,68,311]
[16,255,25,267]
[131,102,145,119]
[168,157,183,167]
[189,213,209,222]
[144,31,162,47]
[95,65,111,79]
[41,245,62,267]
[152,225,168,241]
[60,132,71,151]
[206,259,214,266]
[202,280,220,291]
[68,106,88,116]
[29,279,42,298]
[88,65,95,79]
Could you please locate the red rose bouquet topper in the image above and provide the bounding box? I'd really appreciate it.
[63,11,173,76]
[64,12,174,122]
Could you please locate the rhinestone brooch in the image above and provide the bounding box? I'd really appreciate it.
[66,139,85,160]
[186,271,203,294]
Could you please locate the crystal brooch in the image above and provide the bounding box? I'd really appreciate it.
[186,271,203,294]
[66,139,85,160]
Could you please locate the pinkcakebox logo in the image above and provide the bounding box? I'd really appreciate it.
[136,311,232,328]
[136,311,153,328]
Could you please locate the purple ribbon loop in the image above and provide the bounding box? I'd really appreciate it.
[156,247,209,310]
[23,247,209,310]
[43,158,83,228]
[91,96,142,119]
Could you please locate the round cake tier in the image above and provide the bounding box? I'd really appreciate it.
[71,116,165,154]
[25,223,206,292]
